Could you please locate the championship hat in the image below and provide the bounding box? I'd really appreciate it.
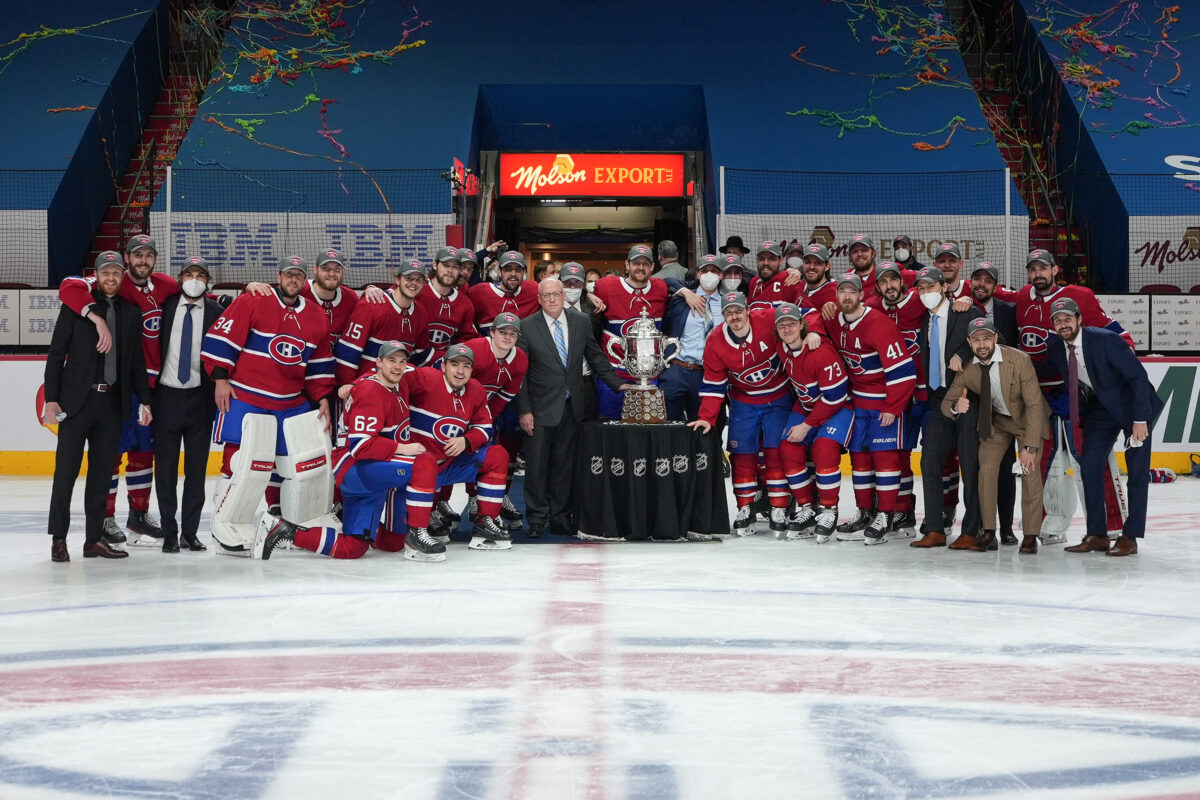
[444,343,475,363]
[627,244,654,263]
[125,234,157,254]
[397,258,425,277]
[1049,297,1081,319]
[279,255,309,275]
[1027,249,1055,268]
[848,233,875,251]
[971,262,999,281]
[775,303,804,323]
[498,250,526,269]
[179,255,210,279]
[377,340,411,360]
[434,246,461,264]
[893,234,913,247]
[967,318,998,337]
[492,311,521,332]
[803,242,831,262]
[560,262,586,284]
[721,291,748,311]
[696,253,722,272]
[933,242,962,260]
[94,250,123,271]
[837,272,863,290]
[757,240,782,257]
[316,248,345,267]
[457,248,478,265]
[876,261,902,280]
[915,266,945,285]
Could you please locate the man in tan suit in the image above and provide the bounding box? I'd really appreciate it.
[942,318,1048,554]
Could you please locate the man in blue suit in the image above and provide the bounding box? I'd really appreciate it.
[1040,298,1163,556]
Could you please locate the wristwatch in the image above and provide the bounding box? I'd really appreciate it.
[1023,445,1037,453]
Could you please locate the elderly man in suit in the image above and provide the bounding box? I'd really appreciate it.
[153,256,224,553]
[517,277,628,537]
[1040,298,1164,556]
[43,252,153,561]
[943,318,1049,553]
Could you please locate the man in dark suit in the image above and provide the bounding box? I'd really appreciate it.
[1041,298,1164,556]
[153,256,223,553]
[43,252,153,561]
[967,262,1020,544]
[517,276,627,537]
[910,266,985,549]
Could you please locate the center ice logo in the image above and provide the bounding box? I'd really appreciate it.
[268,335,307,366]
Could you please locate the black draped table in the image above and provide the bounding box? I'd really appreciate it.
[573,422,729,541]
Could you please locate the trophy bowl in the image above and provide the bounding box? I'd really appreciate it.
[620,309,675,423]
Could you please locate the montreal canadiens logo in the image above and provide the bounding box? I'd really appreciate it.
[426,323,455,346]
[1019,325,1049,355]
[434,419,465,440]
[841,351,864,374]
[142,309,162,338]
[733,364,775,385]
[268,335,307,365]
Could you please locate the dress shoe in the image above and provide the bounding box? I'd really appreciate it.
[525,523,544,540]
[1000,530,1017,546]
[949,533,978,550]
[51,538,70,563]
[161,533,180,553]
[1065,535,1110,553]
[1106,536,1138,557]
[181,532,207,551]
[82,539,130,559]
[1019,535,1039,554]
[910,531,946,548]
[971,530,997,552]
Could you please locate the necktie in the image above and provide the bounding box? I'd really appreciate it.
[553,318,568,369]
[1068,344,1083,453]
[178,303,195,385]
[104,299,118,385]
[929,314,941,391]
[978,361,992,440]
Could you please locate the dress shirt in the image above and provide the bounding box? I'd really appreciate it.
[677,288,720,364]
[973,346,1010,417]
[1064,336,1092,389]
[542,309,589,375]
[160,298,204,389]
[929,300,949,390]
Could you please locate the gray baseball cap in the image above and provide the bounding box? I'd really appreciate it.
[444,343,475,363]
[498,250,527,269]
[316,248,345,267]
[837,272,863,291]
[933,242,962,260]
[971,262,999,281]
[847,233,875,251]
[125,234,157,254]
[697,253,722,272]
[967,318,998,337]
[279,255,309,275]
[94,250,123,271]
[559,262,586,284]
[915,266,946,285]
[720,291,748,311]
[457,248,478,265]
[757,240,782,257]
[876,261,902,280]
[1027,249,1055,268]
[627,244,654,263]
[802,242,831,262]
[377,340,411,360]
[775,303,804,323]
[492,311,521,331]
[434,246,461,264]
[397,259,425,277]
[179,255,210,279]
[1049,297,1081,319]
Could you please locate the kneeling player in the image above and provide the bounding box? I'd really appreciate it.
[386,343,513,561]
[774,304,854,543]
[258,341,434,559]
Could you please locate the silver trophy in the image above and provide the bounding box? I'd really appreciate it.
[620,309,677,423]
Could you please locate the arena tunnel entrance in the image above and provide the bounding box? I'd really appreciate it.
[469,85,711,275]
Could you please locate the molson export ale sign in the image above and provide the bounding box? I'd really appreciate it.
[499,153,685,198]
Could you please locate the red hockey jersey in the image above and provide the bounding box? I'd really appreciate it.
[826,306,917,417]
[801,279,837,310]
[333,292,428,385]
[463,337,528,420]
[414,283,478,365]
[469,281,540,334]
[1015,283,1133,361]
[201,291,335,409]
[697,308,790,425]
[590,275,671,377]
[867,289,928,399]
[59,272,179,386]
[332,373,413,484]
[776,338,852,428]
[403,366,493,465]
[301,280,358,351]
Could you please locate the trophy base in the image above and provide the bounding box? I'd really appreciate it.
[621,385,668,424]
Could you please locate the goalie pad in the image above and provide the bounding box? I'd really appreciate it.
[211,414,277,555]
[277,410,341,533]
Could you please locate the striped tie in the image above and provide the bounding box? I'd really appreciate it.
[553,318,568,368]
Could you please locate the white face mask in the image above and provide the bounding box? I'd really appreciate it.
[894,247,911,262]
[698,272,721,291]
[564,287,582,304]
[786,256,803,270]
[181,278,208,298]
[488,267,500,282]
[919,291,943,310]
[721,277,742,292]
[585,281,596,293]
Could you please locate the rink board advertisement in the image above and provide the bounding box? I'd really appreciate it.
[5,355,1200,474]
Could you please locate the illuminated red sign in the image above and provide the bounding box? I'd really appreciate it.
[498,153,685,198]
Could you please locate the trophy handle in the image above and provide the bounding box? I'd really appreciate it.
[662,337,680,364]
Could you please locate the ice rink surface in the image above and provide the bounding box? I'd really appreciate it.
[3,474,1200,800]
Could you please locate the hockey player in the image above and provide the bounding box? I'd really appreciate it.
[200,255,338,557]
[428,312,528,534]
[413,246,478,366]
[797,243,837,310]
[687,292,796,537]
[469,250,540,335]
[334,260,429,386]
[258,340,434,559]
[57,234,175,546]
[774,303,854,543]
[392,343,514,561]
[748,240,806,311]
[825,272,917,544]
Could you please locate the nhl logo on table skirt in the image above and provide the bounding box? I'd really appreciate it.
[656,458,670,477]
[633,458,646,477]
[673,455,689,473]
[591,456,603,475]
[610,458,625,476]
[695,451,708,471]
